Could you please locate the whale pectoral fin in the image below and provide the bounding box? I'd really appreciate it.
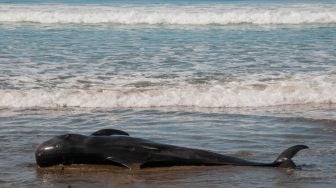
[105,156,132,169]
[91,129,129,136]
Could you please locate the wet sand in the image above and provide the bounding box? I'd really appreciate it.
[1,105,336,187]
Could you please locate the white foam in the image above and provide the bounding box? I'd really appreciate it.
[1,76,335,108]
[0,4,336,25]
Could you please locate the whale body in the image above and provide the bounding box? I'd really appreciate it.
[35,129,308,169]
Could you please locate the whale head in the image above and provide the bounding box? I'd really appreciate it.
[35,134,86,167]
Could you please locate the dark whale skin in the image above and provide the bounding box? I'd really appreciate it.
[35,129,308,169]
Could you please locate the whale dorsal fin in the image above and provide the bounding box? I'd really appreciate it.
[91,129,129,136]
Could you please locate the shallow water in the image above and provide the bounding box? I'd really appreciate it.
[1,0,336,187]
[1,105,336,187]
[1,24,335,108]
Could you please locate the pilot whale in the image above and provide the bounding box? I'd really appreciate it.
[35,129,308,169]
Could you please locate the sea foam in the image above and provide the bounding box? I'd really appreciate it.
[0,4,336,25]
[1,78,335,108]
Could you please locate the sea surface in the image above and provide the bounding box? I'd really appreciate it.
[0,0,336,187]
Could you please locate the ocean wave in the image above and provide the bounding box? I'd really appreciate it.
[0,4,336,25]
[0,81,335,108]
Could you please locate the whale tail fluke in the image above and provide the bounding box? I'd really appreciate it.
[272,145,309,168]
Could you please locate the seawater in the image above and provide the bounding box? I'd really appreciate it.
[0,0,336,187]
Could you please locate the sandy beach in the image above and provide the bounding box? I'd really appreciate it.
[1,0,336,187]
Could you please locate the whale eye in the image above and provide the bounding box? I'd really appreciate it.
[66,134,71,138]
[64,134,71,139]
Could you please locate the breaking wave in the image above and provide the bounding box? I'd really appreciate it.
[1,80,335,108]
[0,4,336,25]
